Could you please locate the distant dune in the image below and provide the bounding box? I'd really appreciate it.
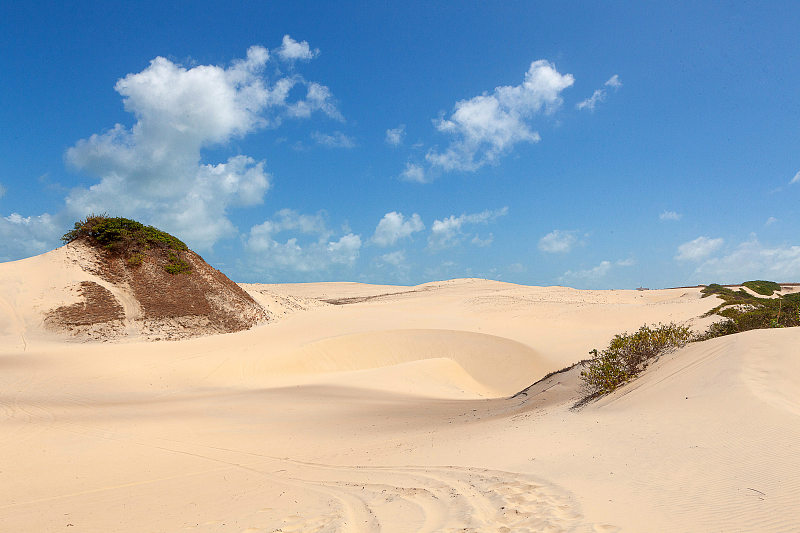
[1,253,799,532]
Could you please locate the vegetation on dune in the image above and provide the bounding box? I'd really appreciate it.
[580,323,692,396]
[163,252,192,275]
[741,280,782,296]
[580,280,799,399]
[697,281,800,335]
[63,215,188,251]
[62,215,191,275]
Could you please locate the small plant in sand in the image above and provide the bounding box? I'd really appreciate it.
[163,252,192,275]
[580,323,693,396]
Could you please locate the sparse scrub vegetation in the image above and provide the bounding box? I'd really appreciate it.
[63,215,188,252]
[127,252,144,267]
[697,281,800,337]
[580,280,799,400]
[164,252,192,275]
[741,280,782,296]
[63,215,191,275]
[580,323,692,395]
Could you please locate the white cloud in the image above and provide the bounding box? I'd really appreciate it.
[372,211,424,247]
[287,82,342,121]
[765,216,778,226]
[429,207,508,249]
[576,74,622,111]
[471,233,494,247]
[693,238,800,281]
[576,89,605,112]
[424,60,574,173]
[562,260,612,281]
[276,35,319,62]
[385,125,406,146]
[378,250,406,266]
[605,74,622,88]
[327,233,362,265]
[0,213,59,262]
[559,256,633,284]
[538,229,578,253]
[245,209,361,273]
[312,131,356,148]
[400,162,428,183]
[659,210,682,221]
[790,171,800,185]
[63,43,337,250]
[675,236,724,262]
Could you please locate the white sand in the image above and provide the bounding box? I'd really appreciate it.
[1,249,799,531]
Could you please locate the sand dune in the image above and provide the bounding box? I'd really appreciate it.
[2,253,799,531]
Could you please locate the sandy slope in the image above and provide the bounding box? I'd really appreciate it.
[2,267,799,532]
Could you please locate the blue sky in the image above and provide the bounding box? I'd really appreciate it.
[1,2,799,288]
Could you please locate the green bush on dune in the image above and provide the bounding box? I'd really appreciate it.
[580,280,799,399]
[741,280,782,296]
[697,281,800,336]
[580,323,692,395]
[62,215,191,275]
[63,215,188,252]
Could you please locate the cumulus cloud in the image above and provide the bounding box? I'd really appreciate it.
[576,74,622,111]
[385,125,406,146]
[538,229,578,253]
[693,238,800,281]
[424,60,574,173]
[287,82,342,121]
[63,42,337,250]
[675,236,724,262]
[659,210,682,221]
[372,211,424,247]
[790,171,800,185]
[428,207,508,249]
[245,209,361,273]
[400,162,427,183]
[765,216,778,226]
[276,35,319,62]
[312,131,356,148]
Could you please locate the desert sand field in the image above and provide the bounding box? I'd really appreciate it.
[1,247,799,532]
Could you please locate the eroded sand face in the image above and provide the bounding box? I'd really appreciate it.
[2,271,799,532]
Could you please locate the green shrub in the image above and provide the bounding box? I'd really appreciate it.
[783,292,800,304]
[581,323,693,395]
[697,281,800,340]
[62,215,187,253]
[163,252,191,275]
[742,280,782,296]
[579,283,800,402]
[127,252,144,267]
